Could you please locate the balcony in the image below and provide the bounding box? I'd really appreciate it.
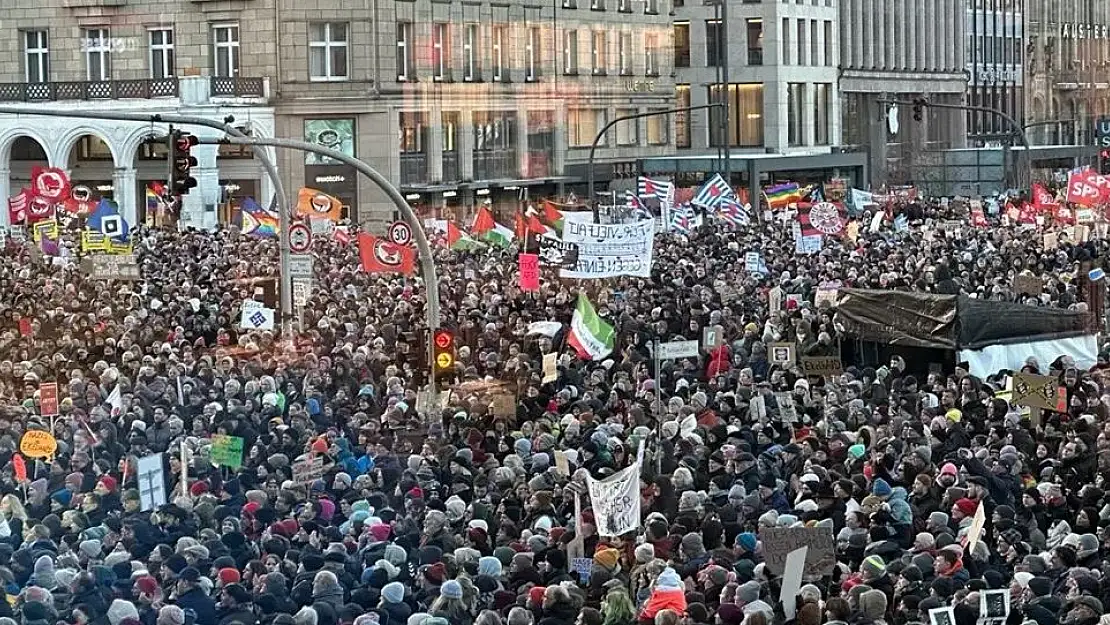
[0,78,178,102]
[210,77,267,98]
[400,153,429,185]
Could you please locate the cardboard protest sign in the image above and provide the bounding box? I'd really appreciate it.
[38,382,59,417]
[769,342,796,366]
[800,356,843,377]
[20,430,57,459]
[1012,372,1066,412]
[209,435,244,469]
[293,455,325,484]
[759,526,835,577]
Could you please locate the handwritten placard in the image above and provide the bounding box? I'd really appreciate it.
[759,526,835,577]
[519,253,540,291]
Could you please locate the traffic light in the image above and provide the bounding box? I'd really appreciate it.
[432,328,456,376]
[167,128,199,196]
[912,98,926,122]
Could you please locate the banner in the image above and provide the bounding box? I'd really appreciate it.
[1066,169,1110,207]
[519,253,540,291]
[560,213,654,279]
[528,234,580,268]
[358,233,416,275]
[586,461,642,537]
[209,434,244,469]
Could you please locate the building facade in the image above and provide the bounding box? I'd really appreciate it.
[1025,0,1110,146]
[272,0,674,226]
[838,0,969,187]
[966,0,1024,145]
[0,0,277,228]
[672,0,841,158]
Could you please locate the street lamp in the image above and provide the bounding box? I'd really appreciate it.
[586,103,724,223]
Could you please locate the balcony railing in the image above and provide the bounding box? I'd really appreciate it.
[400,153,429,185]
[210,76,266,98]
[0,78,178,102]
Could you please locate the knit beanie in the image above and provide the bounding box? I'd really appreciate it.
[440,580,463,600]
[634,543,655,563]
[655,567,682,591]
[107,600,139,625]
[861,555,886,579]
[381,582,405,604]
[477,557,502,577]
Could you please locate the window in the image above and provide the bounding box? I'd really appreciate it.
[616,109,638,145]
[746,19,763,65]
[675,84,690,147]
[619,0,632,11]
[674,22,690,68]
[796,19,805,65]
[645,33,659,76]
[705,20,721,66]
[463,24,480,81]
[563,30,578,75]
[309,23,348,81]
[442,112,458,153]
[492,25,506,82]
[396,22,413,81]
[399,112,426,154]
[645,0,658,14]
[814,82,831,145]
[568,109,605,147]
[23,30,48,83]
[212,24,240,78]
[787,82,805,146]
[591,31,607,75]
[810,20,818,68]
[147,28,175,79]
[782,19,790,64]
[84,28,111,81]
[708,83,765,147]
[526,27,540,81]
[592,0,605,10]
[619,32,632,75]
[432,23,448,81]
[823,20,833,65]
[647,111,668,145]
[563,0,576,9]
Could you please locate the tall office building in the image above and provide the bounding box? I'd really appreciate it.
[966,0,1024,145]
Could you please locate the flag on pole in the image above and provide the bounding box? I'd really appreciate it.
[484,222,516,247]
[239,197,279,238]
[638,176,674,202]
[764,182,803,209]
[716,198,751,228]
[542,200,565,231]
[625,191,652,220]
[691,173,734,208]
[567,294,615,360]
[471,205,497,235]
[445,222,484,250]
[106,385,123,417]
[669,204,701,235]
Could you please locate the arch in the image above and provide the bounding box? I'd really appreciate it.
[119,126,169,166]
[0,130,53,167]
[55,127,121,168]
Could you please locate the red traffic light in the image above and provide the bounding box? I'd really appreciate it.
[176,134,199,152]
[433,329,454,350]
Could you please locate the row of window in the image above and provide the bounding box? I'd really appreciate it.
[671,82,832,148]
[21,25,240,83]
[673,18,834,69]
[395,23,662,82]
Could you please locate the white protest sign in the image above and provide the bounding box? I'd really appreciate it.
[136,453,166,512]
[586,461,642,537]
[560,213,655,279]
[780,546,808,620]
[240,306,275,330]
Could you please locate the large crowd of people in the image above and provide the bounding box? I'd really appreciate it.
[0,196,1106,625]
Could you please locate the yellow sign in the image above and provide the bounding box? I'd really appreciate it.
[20,430,58,459]
[82,231,109,253]
[436,353,454,369]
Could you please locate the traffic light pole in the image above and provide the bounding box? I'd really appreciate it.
[197,135,442,404]
[0,106,293,322]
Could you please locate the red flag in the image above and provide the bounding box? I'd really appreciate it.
[527,214,547,235]
[797,202,846,237]
[358,233,415,274]
[1032,183,1057,210]
[471,206,496,234]
[542,200,564,226]
[30,167,71,204]
[333,229,351,245]
[12,454,26,483]
[970,207,988,228]
[513,213,527,240]
[446,222,463,247]
[7,189,28,224]
[1018,202,1038,225]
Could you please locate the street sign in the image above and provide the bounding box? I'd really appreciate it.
[1096,118,1110,147]
[653,340,700,360]
[288,222,312,253]
[292,281,310,309]
[289,255,313,281]
[389,221,413,245]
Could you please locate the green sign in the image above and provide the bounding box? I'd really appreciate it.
[209,435,244,470]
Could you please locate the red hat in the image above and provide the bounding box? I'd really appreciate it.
[954,498,979,517]
[310,438,329,454]
[241,502,261,519]
[218,568,241,585]
[424,562,447,584]
[528,586,547,606]
[467,527,488,544]
[190,481,209,496]
[369,523,391,542]
[406,487,424,500]
[98,476,118,493]
[135,575,159,596]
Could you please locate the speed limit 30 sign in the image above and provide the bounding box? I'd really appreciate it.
[388,221,413,246]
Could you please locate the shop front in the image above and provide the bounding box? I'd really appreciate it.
[304,118,358,220]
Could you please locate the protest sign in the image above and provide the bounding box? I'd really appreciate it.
[209,434,244,469]
[542,353,558,383]
[800,356,843,377]
[38,382,58,417]
[570,558,592,584]
[529,234,580,269]
[769,342,796,366]
[966,501,986,552]
[554,450,570,476]
[519,253,540,291]
[587,461,642,536]
[19,430,57,459]
[1013,274,1042,296]
[82,254,140,280]
[780,547,808,620]
[759,526,836,576]
[293,455,325,484]
[928,607,955,625]
[775,392,797,422]
[980,589,1010,622]
[1013,371,1066,412]
[240,305,275,330]
[136,453,167,511]
[560,213,655,279]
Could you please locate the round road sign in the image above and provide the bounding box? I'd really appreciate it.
[436,353,455,369]
[388,221,413,246]
[288,222,312,253]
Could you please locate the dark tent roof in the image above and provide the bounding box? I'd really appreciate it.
[836,289,1093,351]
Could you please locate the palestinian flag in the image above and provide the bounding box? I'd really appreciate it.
[471,206,496,235]
[514,212,548,240]
[542,200,565,231]
[567,294,615,360]
[446,222,484,250]
[485,222,516,247]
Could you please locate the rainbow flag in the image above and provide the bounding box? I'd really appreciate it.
[764,182,802,209]
[240,197,279,238]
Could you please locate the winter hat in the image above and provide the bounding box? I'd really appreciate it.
[861,555,886,578]
[294,607,318,625]
[440,580,463,599]
[736,581,760,604]
[107,600,140,625]
[136,576,159,596]
[158,606,185,625]
[217,568,240,585]
[634,543,655,563]
[478,557,502,577]
[655,567,682,591]
[736,532,757,552]
[954,498,978,517]
[871,479,892,498]
[79,540,102,559]
[594,547,620,570]
[381,582,405,604]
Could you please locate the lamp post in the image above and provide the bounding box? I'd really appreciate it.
[587,104,724,223]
